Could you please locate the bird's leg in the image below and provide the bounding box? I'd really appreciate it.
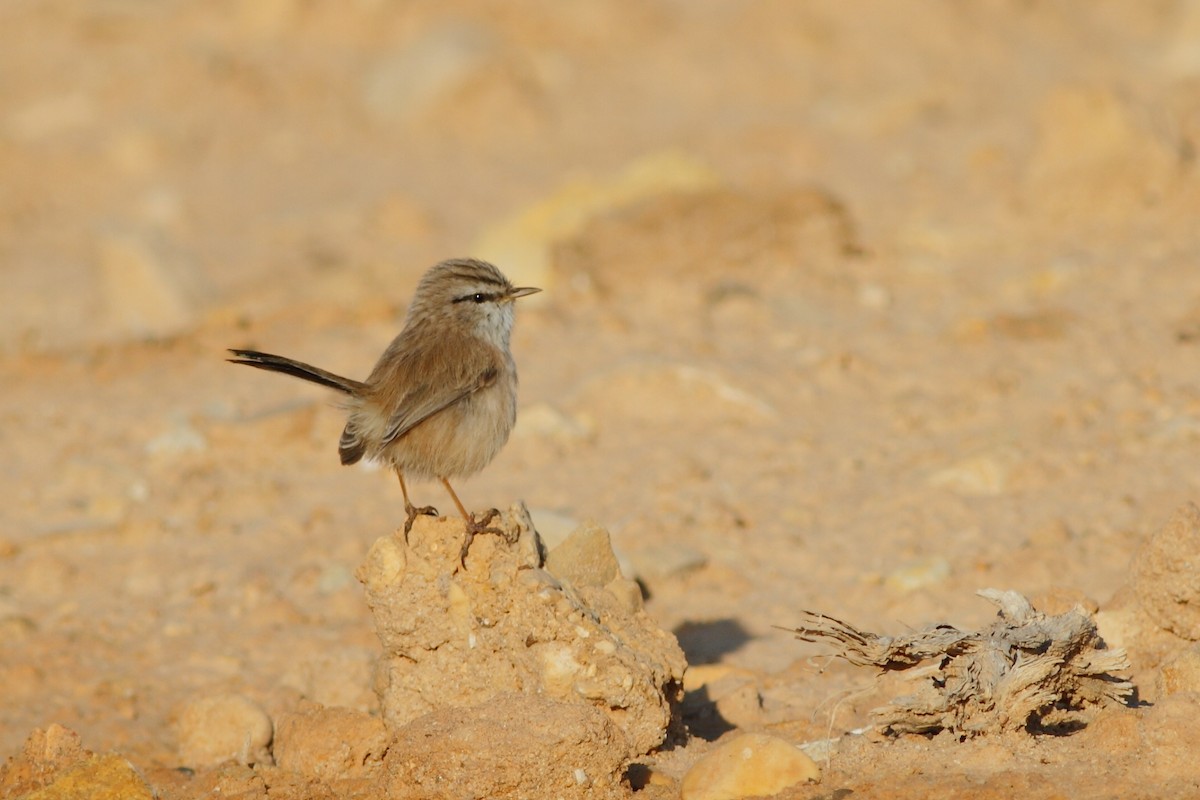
[439,477,504,565]
[397,470,438,540]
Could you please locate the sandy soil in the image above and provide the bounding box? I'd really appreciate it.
[4,1,1200,797]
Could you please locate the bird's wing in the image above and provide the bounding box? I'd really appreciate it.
[377,337,501,447]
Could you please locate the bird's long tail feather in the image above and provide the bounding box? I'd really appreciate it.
[226,349,366,395]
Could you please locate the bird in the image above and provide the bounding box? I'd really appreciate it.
[228,257,539,562]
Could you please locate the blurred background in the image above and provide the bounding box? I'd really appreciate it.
[3,0,1200,790]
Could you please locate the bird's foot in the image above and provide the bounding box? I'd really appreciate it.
[402,503,440,540]
[458,508,508,566]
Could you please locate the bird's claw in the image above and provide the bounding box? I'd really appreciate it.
[403,503,440,540]
[458,508,507,566]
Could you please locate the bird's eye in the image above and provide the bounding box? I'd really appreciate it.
[472,293,486,303]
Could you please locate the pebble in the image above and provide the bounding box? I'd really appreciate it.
[929,454,1012,496]
[18,753,154,800]
[883,556,951,593]
[680,733,820,800]
[174,694,273,768]
[545,522,621,588]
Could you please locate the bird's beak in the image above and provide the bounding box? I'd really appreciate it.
[507,286,542,301]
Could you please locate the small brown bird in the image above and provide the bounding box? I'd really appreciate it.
[229,258,539,561]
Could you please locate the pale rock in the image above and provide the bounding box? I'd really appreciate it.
[175,694,273,768]
[884,556,951,593]
[472,151,719,294]
[681,733,820,800]
[145,416,208,455]
[14,753,154,800]
[545,522,622,588]
[929,454,1012,496]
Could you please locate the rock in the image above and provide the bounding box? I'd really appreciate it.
[356,504,686,757]
[0,725,154,800]
[472,151,720,294]
[545,522,621,588]
[273,704,388,782]
[15,753,154,800]
[0,724,87,796]
[929,454,1012,496]
[175,694,274,768]
[145,415,208,455]
[1133,502,1200,639]
[680,733,820,800]
[385,694,628,800]
[884,556,952,593]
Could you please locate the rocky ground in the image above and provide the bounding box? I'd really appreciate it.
[4,2,1200,798]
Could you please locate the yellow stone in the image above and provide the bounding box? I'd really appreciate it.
[681,733,819,800]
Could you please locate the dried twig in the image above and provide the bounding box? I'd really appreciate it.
[782,589,1134,736]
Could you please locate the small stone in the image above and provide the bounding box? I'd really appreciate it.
[17,753,154,800]
[604,576,644,614]
[883,556,951,593]
[929,454,1012,496]
[175,694,273,768]
[680,733,820,800]
[545,522,622,588]
[145,416,208,455]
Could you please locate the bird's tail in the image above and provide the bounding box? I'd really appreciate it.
[226,349,367,395]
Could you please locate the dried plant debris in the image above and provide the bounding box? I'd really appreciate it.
[785,589,1134,737]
